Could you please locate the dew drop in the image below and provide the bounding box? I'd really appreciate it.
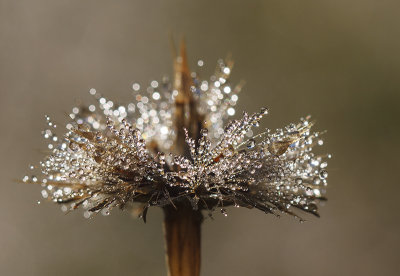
[101,209,110,216]
[313,177,321,185]
[83,211,91,219]
[320,170,328,179]
[295,178,303,185]
[268,141,290,156]
[313,189,321,197]
[220,208,228,217]
[41,190,48,198]
[132,83,140,91]
[260,107,269,115]
[200,129,208,137]
[247,139,256,149]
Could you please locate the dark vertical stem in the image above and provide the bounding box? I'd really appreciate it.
[165,38,204,276]
[163,205,203,276]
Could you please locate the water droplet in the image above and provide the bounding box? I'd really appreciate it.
[260,107,269,115]
[268,141,290,156]
[313,189,321,197]
[83,211,91,219]
[313,177,321,185]
[200,129,208,137]
[152,91,161,100]
[227,108,235,116]
[101,209,110,216]
[310,159,320,167]
[223,67,230,74]
[220,208,228,217]
[320,170,328,179]
[41,190,48,198]
[151,80,159,88]
[247,139,256,149]
[132,83,140,91]
[223,86,231,94]
[159,153,165,160]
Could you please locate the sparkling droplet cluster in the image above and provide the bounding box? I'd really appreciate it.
[25,57,329,220]
[193,58,243,140]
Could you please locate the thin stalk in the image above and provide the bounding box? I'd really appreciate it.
[163,38,204,276]
[163,205,203,276]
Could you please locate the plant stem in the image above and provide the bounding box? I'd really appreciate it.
[163,38,204,276]
[163,205,203,276]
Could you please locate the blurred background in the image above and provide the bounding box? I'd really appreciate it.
[1,0,399,275]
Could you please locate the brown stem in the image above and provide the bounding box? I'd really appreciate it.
[164,38,204,276]
[172,38,204,156]
[163,205,203,276]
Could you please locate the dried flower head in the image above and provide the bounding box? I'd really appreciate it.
[25,43,329,221]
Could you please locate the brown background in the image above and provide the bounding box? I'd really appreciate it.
[1,0,399,275]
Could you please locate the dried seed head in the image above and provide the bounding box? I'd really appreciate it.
[25,51,329,221]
